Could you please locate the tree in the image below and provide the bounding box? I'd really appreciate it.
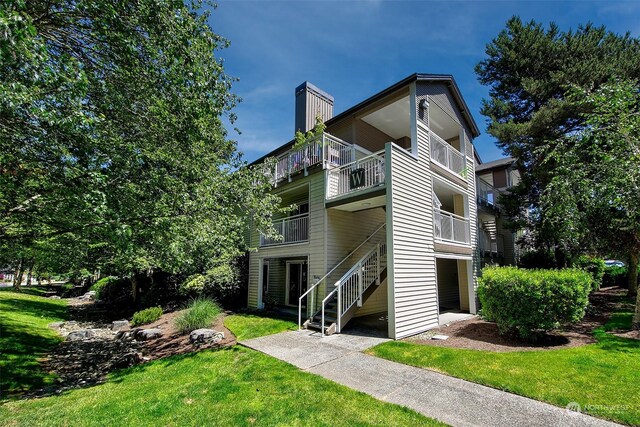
[1,1,283,289]
[476,17,640,264]
[540,81,640,327]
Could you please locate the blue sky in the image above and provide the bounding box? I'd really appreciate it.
[209,1,640,163]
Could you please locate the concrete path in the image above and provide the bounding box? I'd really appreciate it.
[242,330,620,427]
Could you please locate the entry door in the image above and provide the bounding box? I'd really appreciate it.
[286,261,308,306]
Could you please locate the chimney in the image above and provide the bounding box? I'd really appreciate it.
[295,81,334,133]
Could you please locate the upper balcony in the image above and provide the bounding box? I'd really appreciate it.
[269,133,356,184]
[325,150,386,202]
[477,177,502,211]
[430,131,465,177]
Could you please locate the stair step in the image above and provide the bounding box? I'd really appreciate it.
[306,321,331,331]
[314,315,336,323]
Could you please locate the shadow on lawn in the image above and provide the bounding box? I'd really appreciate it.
[0,297,67,397]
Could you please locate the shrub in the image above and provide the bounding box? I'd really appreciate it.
[478,266,591,341]
[517,249,557,269]
[572,255,605,291]
[131,306,163,327]
[175,298,221,334]
[603,265,629,288]
[90,276,132,304]
[177,258,247,308]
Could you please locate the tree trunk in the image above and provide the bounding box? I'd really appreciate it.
[629,252,639,298]
[13,259,23,292]
[634,290,640,330]
[131,275,138,304]
[25,266,32,287]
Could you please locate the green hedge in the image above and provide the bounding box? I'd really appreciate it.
[478,266,591,340]
[572,255,605,291]
[131,306,163,327]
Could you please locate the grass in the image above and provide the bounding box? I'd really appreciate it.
[0,289,67,396]
[0,295,444,426]
[175,298,222,334]
[368,310,639,425]
[224,313,297,341]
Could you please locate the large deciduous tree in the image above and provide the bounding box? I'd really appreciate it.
[0,0,281,287]
[476,17,640,265]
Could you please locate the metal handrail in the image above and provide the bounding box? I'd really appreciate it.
[321,241,386,335]
[297,222,386,330]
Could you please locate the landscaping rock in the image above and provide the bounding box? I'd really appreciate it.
[48,295,61,299]
[431,334,449,340]
[135,328,162,341]
[113,352,144,369]
[189,328,224,345]
[66,329,97,341]
[115,330,135,341]
[111,320,130,332]
[49,321,64,329]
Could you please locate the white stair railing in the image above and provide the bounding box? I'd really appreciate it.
[321,241,387,336]
[297,223,386,330]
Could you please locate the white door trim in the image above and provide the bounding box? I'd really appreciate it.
[285,259,307,307]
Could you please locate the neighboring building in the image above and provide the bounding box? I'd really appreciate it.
[475,157,521,267]
[246,74,516,339]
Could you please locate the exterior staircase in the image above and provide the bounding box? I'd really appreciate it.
[300,236,387,336]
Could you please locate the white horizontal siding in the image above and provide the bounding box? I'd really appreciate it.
[248,172,326,309]
[387,115,439,339]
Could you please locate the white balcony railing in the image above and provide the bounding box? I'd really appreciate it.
[272,133,354,183]
[430,131,465,176]
[260,213,309,246]
[326,150,385,200]
[434,209,470,245]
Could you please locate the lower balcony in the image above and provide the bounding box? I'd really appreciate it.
[260,214,309,247]
[434,209,470,245]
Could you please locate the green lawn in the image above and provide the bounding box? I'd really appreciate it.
[369,311,639,425]
[224,313,297,341]
[0,289,67,396]
[0,292,444,426]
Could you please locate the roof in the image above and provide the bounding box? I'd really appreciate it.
[250,73,481,165]
[475,157,516,172]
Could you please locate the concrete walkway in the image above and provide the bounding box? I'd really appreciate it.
[242,330,620,427]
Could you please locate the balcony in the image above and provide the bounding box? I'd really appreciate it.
[434,209,470,245]
[325,150,385,200]
[430,131,465,177]
[260,214,309,247]
[271,133,355,184]
[477,178,501,209]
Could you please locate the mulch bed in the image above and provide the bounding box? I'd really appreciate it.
[407,286,634,352]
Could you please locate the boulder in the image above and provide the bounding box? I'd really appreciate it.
[189,329,224,345]
[115,330,135,341]
[66,329,96,341]
[135,328,162,341]
[111,320,130,332]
